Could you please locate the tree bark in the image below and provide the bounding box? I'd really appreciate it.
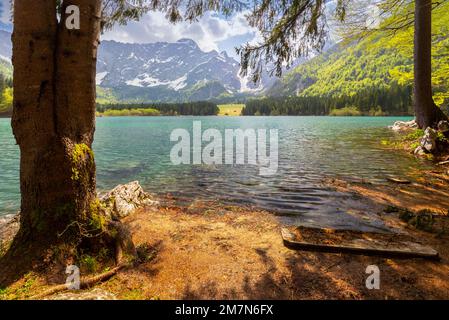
[414,0,447,128]
[11,0,101,245]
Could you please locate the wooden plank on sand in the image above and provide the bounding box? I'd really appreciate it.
[281,227,439,260]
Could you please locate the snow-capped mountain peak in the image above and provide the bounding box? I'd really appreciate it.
[96,38,268,101]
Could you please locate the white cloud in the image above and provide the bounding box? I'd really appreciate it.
[0,0,11,24]
[102,10,259,54]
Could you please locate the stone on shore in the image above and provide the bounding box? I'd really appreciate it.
[437,120,449,133]
[100,181,159,219]
[0,214,20,253]
[420,127,438,153]
[414,146,427,156]
[390,120,418,132]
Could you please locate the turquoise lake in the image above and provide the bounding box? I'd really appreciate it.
[0,116,431,231]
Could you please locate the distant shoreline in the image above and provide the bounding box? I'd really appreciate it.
[1,114,415,119]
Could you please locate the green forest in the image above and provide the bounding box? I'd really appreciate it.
[243,84,412,116]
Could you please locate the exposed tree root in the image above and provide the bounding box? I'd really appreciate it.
[29,264,126,300]
[28,221,137,300]
[1,218,138,299]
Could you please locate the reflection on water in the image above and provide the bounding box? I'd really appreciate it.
[0,116,433,231]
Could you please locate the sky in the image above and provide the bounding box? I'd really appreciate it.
[0,0,354,60]
[0,0,11,31]
[101,11,259,59]
[0,0,259,59]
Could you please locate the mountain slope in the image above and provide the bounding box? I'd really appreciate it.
[268,2,449,110]
[97,39,264,102]
[0,31,268,103]
[0,30,12,78]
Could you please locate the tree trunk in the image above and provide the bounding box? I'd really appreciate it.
[11,0,101,245]
[414,0,447,128]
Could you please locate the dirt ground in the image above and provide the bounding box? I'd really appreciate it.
[2,170,449,300]
[95,201,449,300]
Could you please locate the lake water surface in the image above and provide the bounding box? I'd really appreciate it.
[0,116,432,231]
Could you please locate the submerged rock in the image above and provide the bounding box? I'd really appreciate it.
[100,181,159,219]
[420,127,438,153]
[390,120,418,132]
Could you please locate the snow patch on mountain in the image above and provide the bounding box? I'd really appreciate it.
[96,38,273,100]
[96,72,108,85]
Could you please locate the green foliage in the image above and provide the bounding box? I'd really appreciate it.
[237,0,339,82]
[243,96,329,116]
[96,86,119,104]
[403,129,425,141]
[218,104,244,116]
[99,108,161,116]
[242,89,411,116]
[329,106,361,116]
[136,243,158,263]
[71,143,94,182]
[79,254,99,273]
[97,101,219,116]
[436,131,448,143]
[89,199,106,231]
[0,72,13,115]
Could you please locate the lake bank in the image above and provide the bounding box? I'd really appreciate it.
[1,144,449,299]
[1,182,449,299]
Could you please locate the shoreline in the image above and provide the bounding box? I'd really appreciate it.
[1,169,449,299]
[2,115,416,119]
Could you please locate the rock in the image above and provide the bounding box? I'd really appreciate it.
[100,181,159,219]
[0,214,20,252]
[420,127,438,153]
[45,288,117,300]
[437,120,449,133]
[414,146,427,156]
[390,120,418,132]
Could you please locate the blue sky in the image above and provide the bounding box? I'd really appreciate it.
[0,0,258,59]
[0,0,12,31]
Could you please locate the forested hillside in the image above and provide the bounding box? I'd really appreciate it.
[266,2,449,115]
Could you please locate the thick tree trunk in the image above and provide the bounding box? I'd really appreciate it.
[11,0,101,245]
[414,0,447,128]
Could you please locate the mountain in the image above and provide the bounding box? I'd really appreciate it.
[0,29,11,60]
[0,29,12,77]
[96,38,266,102]
[0,32,271,103]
